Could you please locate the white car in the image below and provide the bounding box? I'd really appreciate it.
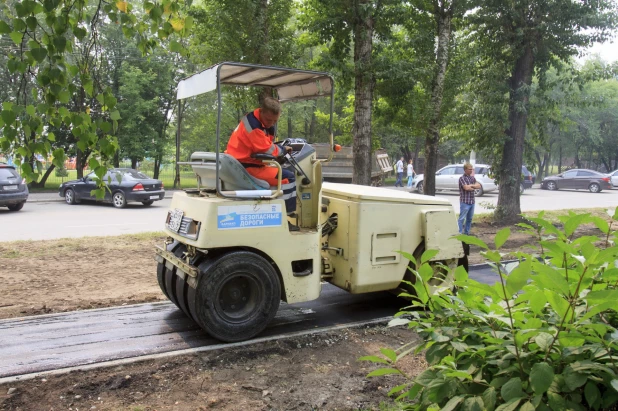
[606,169,618,187]
[411,164,497,197]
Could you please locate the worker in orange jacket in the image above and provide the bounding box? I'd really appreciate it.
[226,97,298,231]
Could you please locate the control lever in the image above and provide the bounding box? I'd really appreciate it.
[285,153,311,185]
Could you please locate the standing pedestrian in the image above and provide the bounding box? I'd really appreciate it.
[406,159,415,188]
[458,163,481,235]
[394,157,404,187]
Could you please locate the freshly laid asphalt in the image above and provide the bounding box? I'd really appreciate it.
[0,263,498,382]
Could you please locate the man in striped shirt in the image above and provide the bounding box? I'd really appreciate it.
[458,163,481,235]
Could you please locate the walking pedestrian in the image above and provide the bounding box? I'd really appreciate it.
[394,157,404,187]
[458,163,481,235]
[406,159,415,188]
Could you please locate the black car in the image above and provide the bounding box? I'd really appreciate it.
[540,169,611,193]
[0,163,29,211]
[522,166,535,188]
[59,168,164,208]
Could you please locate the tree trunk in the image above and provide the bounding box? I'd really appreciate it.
[257,0,269,64]
[255,0,272,102]
[414,136,420,166]
[534,150,543,181]
[495,44,534,223]
[288,110,293,139]
[423,3,452,196]
[600,155,610,173]
[153,154,162,180]
[540,153,549,182]
[309,102,317,141]
[558,142,563,173]
[76,149,85,179]
[401,144,412,162]
[351,0,374,186]
[113,151,120,168]
[30,164,56,188]
[131,158,138,169]
[541,140,554,182]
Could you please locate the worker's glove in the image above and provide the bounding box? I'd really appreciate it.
[275,144,288,164]
[280,139,295,152]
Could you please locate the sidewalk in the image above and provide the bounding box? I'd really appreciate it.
[27,190,177,203]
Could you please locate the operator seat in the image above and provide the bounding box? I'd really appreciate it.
[190,152,271,191]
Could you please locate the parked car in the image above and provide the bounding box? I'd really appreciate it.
[0,163,29,211]
[606,169,618,187]
[58,168,165,208]
[540,169,610,193]
[522,165,535,188]
[411,164,497,196]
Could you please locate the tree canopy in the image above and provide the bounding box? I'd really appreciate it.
[0,0,617,218]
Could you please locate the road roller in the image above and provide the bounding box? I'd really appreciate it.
[155,62,466,342]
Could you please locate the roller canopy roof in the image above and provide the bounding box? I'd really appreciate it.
[176,62,333,102]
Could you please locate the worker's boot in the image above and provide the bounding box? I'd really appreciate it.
[288,221,300,232]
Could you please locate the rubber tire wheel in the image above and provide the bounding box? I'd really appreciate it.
[416,181,424,193]
[546,181,557,191]
[64,188,79,205]
[7,202,24,211]
[112,191,127,208]
[474,185,484,197]
[193,251,281,342]
[519,183,525,196]
[157,240,180,302]
[142,200,154,206]
[402,244,458,297]
[589,183,601,193]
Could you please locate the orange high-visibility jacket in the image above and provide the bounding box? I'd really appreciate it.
[226,109,282,166]
[225,109,286,186]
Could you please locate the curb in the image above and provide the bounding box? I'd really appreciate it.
[26,192,176,203]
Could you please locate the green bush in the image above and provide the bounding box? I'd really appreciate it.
[363,210,618,410]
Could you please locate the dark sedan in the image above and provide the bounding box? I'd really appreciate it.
[522,165,535,189]
[59,168,164,208]
[540,169,611,193]
[0,163,29,211]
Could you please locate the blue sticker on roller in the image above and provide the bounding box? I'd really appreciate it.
[218,204,283,230]
[301,193,311,200]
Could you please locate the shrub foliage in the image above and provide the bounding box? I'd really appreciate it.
[363,210,618,410]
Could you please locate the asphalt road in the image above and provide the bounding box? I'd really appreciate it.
[0,263,499,381]
[2,186,616,241]
[393,185,618,215]
[1,199,172,241]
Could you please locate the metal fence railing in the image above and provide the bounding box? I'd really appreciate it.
[39,163,197,189]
